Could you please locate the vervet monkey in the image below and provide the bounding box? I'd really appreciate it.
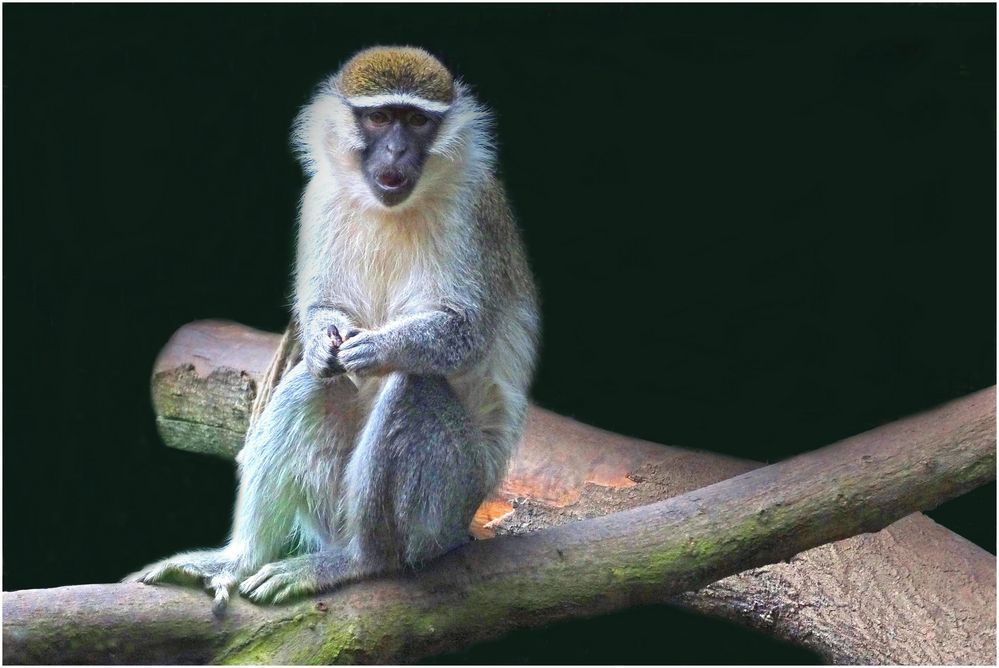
[126,46,540,612]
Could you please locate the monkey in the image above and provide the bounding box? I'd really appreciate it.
[125,46,540,612]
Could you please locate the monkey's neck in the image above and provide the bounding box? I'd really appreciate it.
[335,182,469,240]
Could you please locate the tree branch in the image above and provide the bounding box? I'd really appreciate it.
[3,321,994,664]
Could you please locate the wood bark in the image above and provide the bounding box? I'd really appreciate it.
[2,321,994,665]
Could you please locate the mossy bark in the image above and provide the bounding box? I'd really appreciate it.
[4,321,993,665]
[3,328,995,664]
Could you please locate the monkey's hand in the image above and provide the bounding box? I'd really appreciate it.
[122,548,246,616]
[239,552,355,605]
[338,309,488,376]
[304,323,349,380]
[336,328,390,376]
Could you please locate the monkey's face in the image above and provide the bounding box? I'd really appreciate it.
[354,105,442,208]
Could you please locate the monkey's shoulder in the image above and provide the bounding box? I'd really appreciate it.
[468,176,538,310]
[473,175,512,222]
[470,176,523,253]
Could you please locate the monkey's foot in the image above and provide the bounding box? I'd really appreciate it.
[122,548,244,616]
[239,552,354,605]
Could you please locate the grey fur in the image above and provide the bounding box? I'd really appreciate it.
[125,50,540,610]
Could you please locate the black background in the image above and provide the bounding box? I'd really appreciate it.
[3,4,995,664]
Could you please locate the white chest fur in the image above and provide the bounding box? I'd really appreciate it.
[321,207,457,329]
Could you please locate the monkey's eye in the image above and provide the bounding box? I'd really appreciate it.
[366,111,391,126]
[408,112,429,128]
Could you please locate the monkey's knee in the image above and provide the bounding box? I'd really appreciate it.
[388,374,487,563]
[398,447,487,565]
[345,374,477,562]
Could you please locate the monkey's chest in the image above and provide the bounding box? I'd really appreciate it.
[338,256,441,329]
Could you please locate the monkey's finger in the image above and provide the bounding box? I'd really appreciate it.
[337,332,365,350]
[326,353,346,375]
[343,328,363,341]
[336,341,376,371]
[326,324,343,347]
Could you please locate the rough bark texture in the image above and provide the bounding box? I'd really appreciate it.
[680,512,996,664]
[3,379,994,664]
[3,321,994,665]
[147,321,998,664]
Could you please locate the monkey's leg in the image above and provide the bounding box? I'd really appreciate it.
[349,373,489,566]
[240,373,489,605]
[128,362,352,612]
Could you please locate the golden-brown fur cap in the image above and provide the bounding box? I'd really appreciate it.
[338,46,454,112]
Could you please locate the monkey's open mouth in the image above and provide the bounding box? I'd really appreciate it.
[375,170,408,190]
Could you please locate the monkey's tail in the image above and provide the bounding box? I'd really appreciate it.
[248,319,303,434]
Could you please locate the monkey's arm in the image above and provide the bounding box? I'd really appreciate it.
[338,305,491,376]
[338,181,521,378]
[293,177,363,378]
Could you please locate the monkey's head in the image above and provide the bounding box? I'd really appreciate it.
[294,46,495,212]
[339,47,452,207]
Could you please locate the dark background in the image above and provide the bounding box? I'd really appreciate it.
[4,4,995,664]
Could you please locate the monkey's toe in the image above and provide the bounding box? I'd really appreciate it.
[142,561,202,585]
[269,580,314,605]
[208,572,238,616]
[239,562,315,605]
[238,563,278,596]
[242,576,286,603]
[245,576,313,605]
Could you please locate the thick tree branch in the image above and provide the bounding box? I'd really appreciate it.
[4,374,994,664]
[2,321,994,664]
[148,321,998,664]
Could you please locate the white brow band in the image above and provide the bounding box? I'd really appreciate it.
[347,93,452,113]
